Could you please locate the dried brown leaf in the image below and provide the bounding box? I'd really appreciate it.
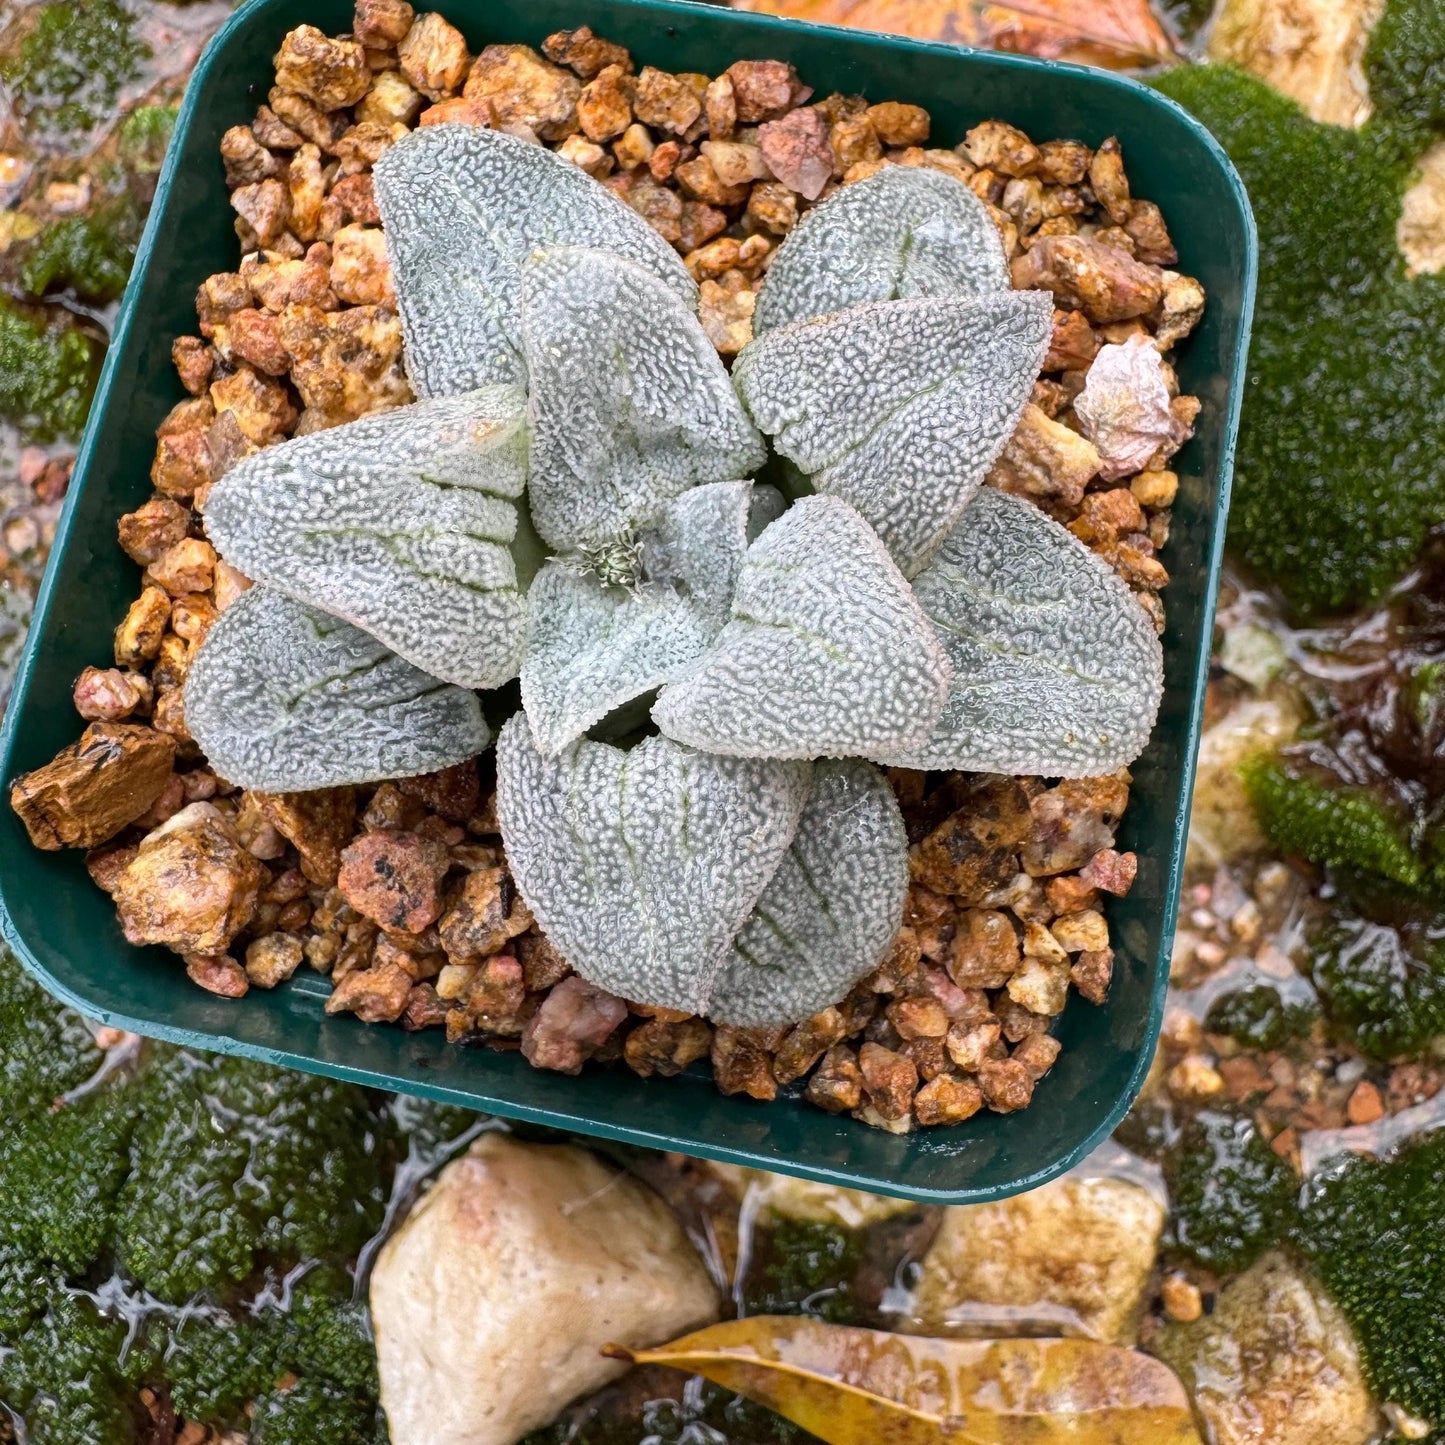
[610,1316,1202,1443]
[730,0,1178,70]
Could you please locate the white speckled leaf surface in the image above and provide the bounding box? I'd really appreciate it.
[184,587,490,792]
[495,716,811,1015]
[753,165,1010,334]
[874,485,1165,775]
[710,759,908,1027]
[521,481,764,756]
[641,478,760,625]
[520,564,714,758]
[652,495,951,760]
[521,246,767,552]
[734,290,1053,575]
[374,124,696,397]
[203,387,530,691]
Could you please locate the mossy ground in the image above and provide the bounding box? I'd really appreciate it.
[0,949,412,1444]
[1296,1130,1445,1439]
[1155,0,1445,618]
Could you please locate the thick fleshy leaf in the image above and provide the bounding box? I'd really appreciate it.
[520,566,711,758]
[520,246,767,552]
[875,486,1164,775]
[652,495,950,760]
[753,166,1009,334]
[373,124,696,397]
[204,387,529,690]
[495,716,811,1015]
[643,479,764,624]
[734,291,1052,575]
[612,1318,1202,1445]
[522,482,762,755]
[710,760,908,1027]
[184,587,489,792]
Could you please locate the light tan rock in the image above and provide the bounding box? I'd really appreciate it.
[1155,1252,1378,1445]
[906,1175,1164,1344]
[1399,140,1445,276]
[1187,693,1303,867]
[708,1164,916,1228]
[987,405,1101,508]
[1208,0,1383,127]
[372,1134,718,1445]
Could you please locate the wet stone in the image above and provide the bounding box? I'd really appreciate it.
[11,722,177,850]
[338,829,452,933]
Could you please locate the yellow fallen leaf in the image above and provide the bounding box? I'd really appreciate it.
[730,0,1179,70]
[608,1317,1202,1444]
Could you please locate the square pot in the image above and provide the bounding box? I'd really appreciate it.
[0,0,1255,1203]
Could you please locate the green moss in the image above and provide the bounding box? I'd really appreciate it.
[0,1248,50,1339]
[19,205,139,304]
[1296,1129,1445,1432]
[2,0,150,145]
[165,1313,282,1427]
[164,1280,378,1431]
[1242,756,1425,888]
[0,1090,136,1284]
[0,949,101,1118]
[117,104,178,175]
[250,1376,387,1445]
[0,300,101,442]
[1366,0,1445,151]
[0,1287,155,1445]
[1152,63,1445,616]
[743,1219,863,1325]
[279,1288,379,1400]
[1166,1109,1298,1273]
[1204,982,1318,1050]
[1309,915,1445,1058]
[114,1048,391,1304]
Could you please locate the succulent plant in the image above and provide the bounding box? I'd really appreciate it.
[709,758,908,1028]
[752,165,1012,335]
[651,493,951,760]
[184,587,489,792]
[496,716,812,1017]
[204,385,530,689]
[735,287,1052,578]
[520,479,779,757]
[372,125,695,397]
[519,245,765,552]
[874,486,1165,775]
[185,124,1167,1027]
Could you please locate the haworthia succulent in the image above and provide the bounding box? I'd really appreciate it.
[651,495,951,760]
[753,165,1010,335]
[874,486,1165,775]
[203,387,530,690]
[184,587,489,792]
[710,760,908,1027]
[520,566,712,758]
[520,246,767,552]
[373,124,696,397]
[495,716,812,1015]
[734,290,1053,576]
[522,482,763,755]
[641,479,764,623]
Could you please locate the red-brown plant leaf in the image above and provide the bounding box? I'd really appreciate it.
[730,0,1178,70]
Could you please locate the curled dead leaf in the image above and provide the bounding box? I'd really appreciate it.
[730,0,1179,70]
[608,1316,1203,1443]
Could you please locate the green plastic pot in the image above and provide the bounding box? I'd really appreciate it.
[0,0,1255,1204]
